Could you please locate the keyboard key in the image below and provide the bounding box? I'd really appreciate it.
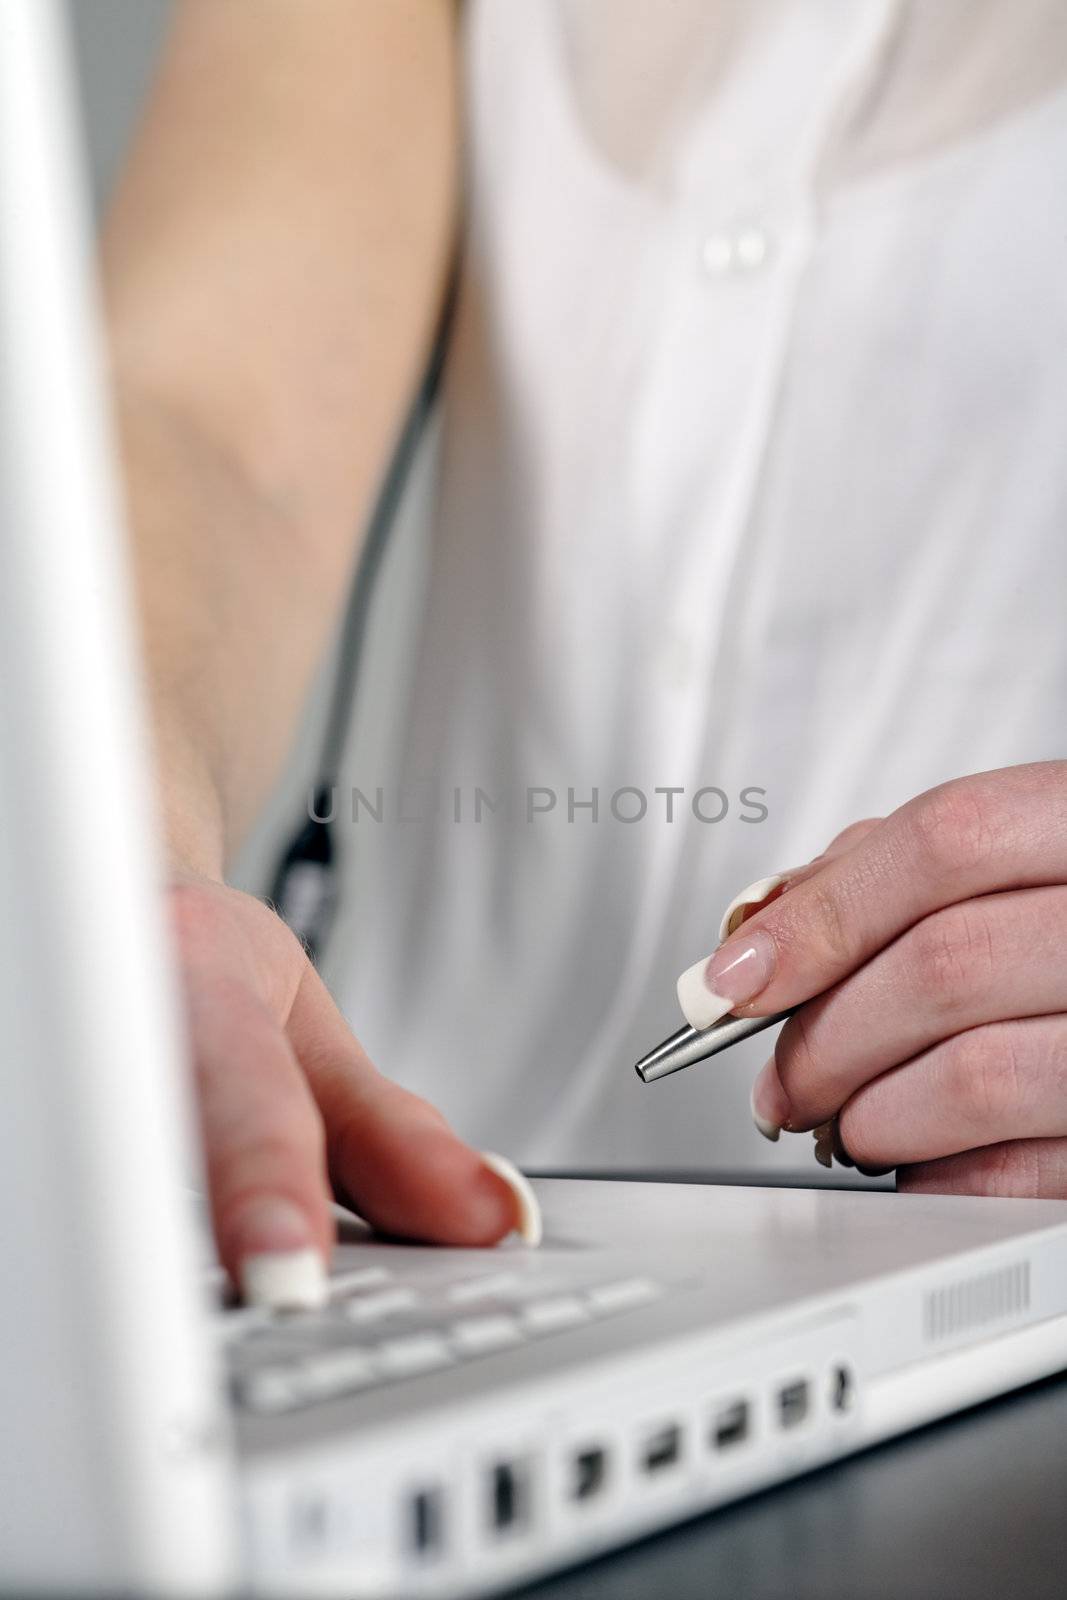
[329,1266,392,1298]
[521,1296,588,1334]
[298,1348,379,1400]
[376,1334,453,1377]
[343,1288,421,1324]
[238,1365,305,1415]
[586,1278,661,1315]
[446,1272,523,1305]
[450,1314,522,1355]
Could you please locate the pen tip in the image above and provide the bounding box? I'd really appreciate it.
[632,1023,701,1085]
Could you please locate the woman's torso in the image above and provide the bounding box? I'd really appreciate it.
[332,0,1067,1168]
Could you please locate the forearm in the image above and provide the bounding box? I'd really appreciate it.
[100,0,459,874]
[114,386,320,876]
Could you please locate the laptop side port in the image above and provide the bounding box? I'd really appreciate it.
[407,1486,444,1559]
[777,1378,811,1430]
[830,1362,855,1414]
[488,1459,531,1535]
[568,1445,609,1504]
[710,1398,751,1451]
[638,1422,684,1476]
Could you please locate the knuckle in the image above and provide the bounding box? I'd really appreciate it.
[907,903,998,1011]
[968,1141,1041,1199]
[250,1120,323,1174]
[904,781,1000,885]
[827,817,882,853]
[263,1094,326,1168]
[896,1140,1037,1198]
[171,879,306,1013]
[940,1027,1024,1131]
[802,878,855,971]
[215,1117,325,1213]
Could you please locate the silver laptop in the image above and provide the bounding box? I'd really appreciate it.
[3,4,1067,1595]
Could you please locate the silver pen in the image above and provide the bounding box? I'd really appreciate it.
[634,1009,796,1084]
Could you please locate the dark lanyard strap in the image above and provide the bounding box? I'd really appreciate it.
[267,266,459,962]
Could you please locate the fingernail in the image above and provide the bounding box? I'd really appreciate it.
[677,928,777,1029]
[749,1080,781,1142]
[677,959,734,1030]
[750,1059,790,1141]
[233,1197,328,1310]
[813,1122,834,1169]
[707,928,777,1003]
[240,1249,328,1311]
[718,871,796,943]
[480,1152,543,1246]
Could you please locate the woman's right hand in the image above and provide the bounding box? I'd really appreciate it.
[167,873,529,1306]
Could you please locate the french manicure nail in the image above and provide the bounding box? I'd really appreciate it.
[677,928,778,1030]
[240,1248,328,1311]
[676,958,734,1030]
[749,1080,781,1142]
[718,871,797,943]
[750,1059,790,1141]
[232,1196,327,1310]
[480,1151,543,1246]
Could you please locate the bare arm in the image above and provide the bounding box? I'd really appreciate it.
[104,0,459,873]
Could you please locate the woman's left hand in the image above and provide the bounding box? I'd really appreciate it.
[686,762,1067,1196]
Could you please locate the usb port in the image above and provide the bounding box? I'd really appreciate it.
[711,1398,750,1451]
[639,1423,683,1475]
[408,1487,444,1558]
[777,1379,810,1430]
[569,1445,609,1503]
[488,1461,529,1534]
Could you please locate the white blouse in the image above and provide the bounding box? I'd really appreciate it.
[332,0,1067,1172]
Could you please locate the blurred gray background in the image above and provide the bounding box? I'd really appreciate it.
[69,0,168,211]
[68,0,434,903]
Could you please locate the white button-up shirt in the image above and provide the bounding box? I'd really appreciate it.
[332,0,1067,1170]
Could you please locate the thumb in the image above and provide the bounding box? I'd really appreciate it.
[287,961,541,1247]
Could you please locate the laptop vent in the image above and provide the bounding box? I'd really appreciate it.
[923,1259,1030,1343]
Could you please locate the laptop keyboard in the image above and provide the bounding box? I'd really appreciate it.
[227,1261,666,1416]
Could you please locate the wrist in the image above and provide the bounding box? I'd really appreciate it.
[151,720,228,883]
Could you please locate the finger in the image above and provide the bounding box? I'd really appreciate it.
[759,887,1067,1130]
[832,1015,1067,1168]
[184,965,334,1304]
[820,817,884,859]
[896,1136,1067,1199]
[686,763,1067,1022]
[683,821,885,1027]
[170,882,334,1301]
[287,962,528,1248]
[719,820,884,939]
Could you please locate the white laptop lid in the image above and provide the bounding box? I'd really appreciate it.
[0,2,235,1590]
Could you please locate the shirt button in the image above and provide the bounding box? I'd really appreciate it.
[701,222,772,278]
[701,230,735,275]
